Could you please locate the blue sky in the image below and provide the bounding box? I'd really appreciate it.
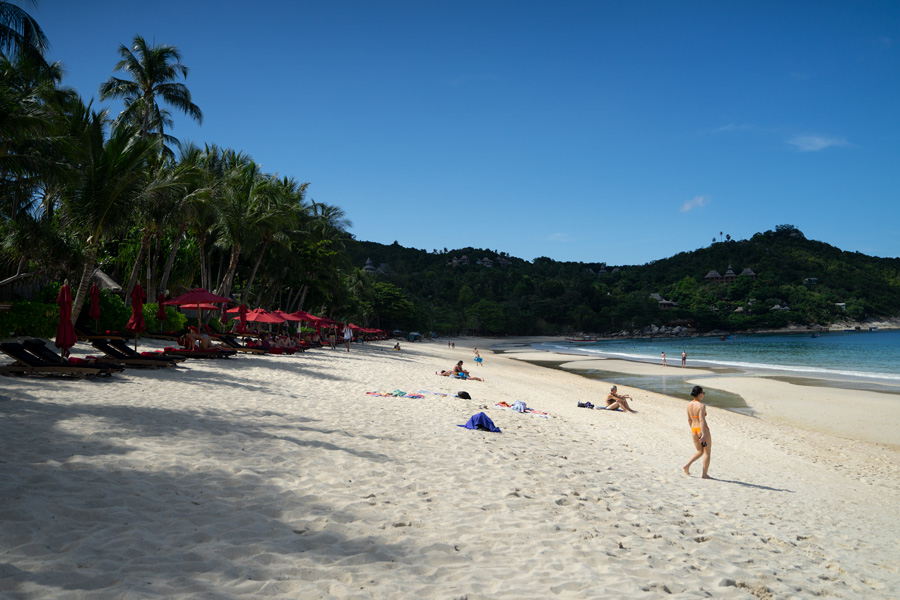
[36,0,900,265]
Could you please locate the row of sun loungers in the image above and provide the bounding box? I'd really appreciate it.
[3,325,331,379]
[0,340,123,378]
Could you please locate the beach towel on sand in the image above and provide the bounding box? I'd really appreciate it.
[495,401,551,418]
[458,412,501,433]
[366,391,425,399]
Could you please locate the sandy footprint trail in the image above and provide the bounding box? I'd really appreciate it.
[1,340,899,598]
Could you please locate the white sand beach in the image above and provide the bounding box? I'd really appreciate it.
[2,337,899,598]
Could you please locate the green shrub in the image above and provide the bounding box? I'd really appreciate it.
[0,301,58,338]
[143,304,187,333]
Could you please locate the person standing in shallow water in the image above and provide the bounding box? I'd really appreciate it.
[683,385,712,478]
[681,350,687,368]
[661,351,667,367]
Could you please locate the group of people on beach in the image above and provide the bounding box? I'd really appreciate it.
[660,350,688,367]
[437,342,712,479]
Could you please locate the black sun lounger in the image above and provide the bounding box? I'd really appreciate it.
[22,339,125,374]
[213,334,269,354]
[162,346,237,359]
[107,338,186,364]
[90,339,177,369]
[1,342,102,378]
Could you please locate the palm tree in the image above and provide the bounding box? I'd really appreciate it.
[240,175,307,304]
[213,154,273,300]
[0,53,74,220]
[57,101,172,320]
[0,0,49,69]
[98,34,202,147]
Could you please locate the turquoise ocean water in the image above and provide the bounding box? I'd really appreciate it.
[535,330,900,383]
[528,330,900,411]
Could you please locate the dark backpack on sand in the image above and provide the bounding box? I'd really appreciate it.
[458,391,471,399]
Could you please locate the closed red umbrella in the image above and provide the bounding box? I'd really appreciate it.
[55,283,77,360]
[238,303,249,333]
[88,284,101,329]
[156,293,167,321]
[126,283,147,351]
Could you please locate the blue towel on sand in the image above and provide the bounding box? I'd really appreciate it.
[458,412,501,433]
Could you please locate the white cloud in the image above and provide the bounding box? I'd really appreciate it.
[547,232,570,242]
[680,195,710,213]
[786,135,849,152]
[711,123,754,134]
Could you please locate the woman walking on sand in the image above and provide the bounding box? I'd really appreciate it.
[343,324,352,352]
[683,385,711,478]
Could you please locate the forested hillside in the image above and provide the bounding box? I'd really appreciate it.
[345,226,900,335]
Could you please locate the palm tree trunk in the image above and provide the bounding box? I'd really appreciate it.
[241,238,270,304]
[125,226,152,301]
[296,283,309,312]
[72,247,98,322]
[158,226,185,296]
[196,231,208,290]
[286,287,300,312]
[219,245,241,300]
[148,231,161,299]
[254,275,268,308]
[215,248,227,293]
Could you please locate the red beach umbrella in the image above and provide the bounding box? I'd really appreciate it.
[193,302,222,311]
[245,308,285,324]
[164,288,232,331]
[126,283,147,351]
[88,284,101,329]
[55,283,77,360]
[271,309,302,321]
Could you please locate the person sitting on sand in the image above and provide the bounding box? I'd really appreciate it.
[437,361,484,381]
[179,331,219,350]
[393,342,401,351]
[683,385,712,479]
[605,386,636,413]
[453,360,483,382]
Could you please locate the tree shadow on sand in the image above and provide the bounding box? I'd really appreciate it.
[0,397,416,597]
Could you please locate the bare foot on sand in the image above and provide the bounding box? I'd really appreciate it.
[683,466,690,475]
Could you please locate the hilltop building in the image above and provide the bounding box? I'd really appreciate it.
[705,266,755,283]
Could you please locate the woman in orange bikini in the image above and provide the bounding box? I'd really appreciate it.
[683,385,711,478]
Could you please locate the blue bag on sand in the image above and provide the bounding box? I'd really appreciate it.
[458,412,501,433]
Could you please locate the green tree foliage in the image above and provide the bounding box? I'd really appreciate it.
[344,227,900,335]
